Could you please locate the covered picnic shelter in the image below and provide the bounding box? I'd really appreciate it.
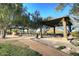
[41,16,72,41]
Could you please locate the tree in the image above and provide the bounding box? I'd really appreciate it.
[30,10,43,37]
[55,3,79,17]
[30,10,42,29]
[11,4,30,35]
[0,3,29,38]
[0,4,17,38]
[46,16,53,21]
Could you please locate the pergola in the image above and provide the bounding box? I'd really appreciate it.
[8,25,25,34]
[41,16,72,41]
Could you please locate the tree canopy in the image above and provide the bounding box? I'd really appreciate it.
[55,3,79,16]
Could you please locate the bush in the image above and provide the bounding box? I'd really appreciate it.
[12,29,18,33]
[70,52,79,56]
[57,46,66,50]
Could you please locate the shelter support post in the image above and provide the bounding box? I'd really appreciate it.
[68,25,72,32]
[62,18,68,40]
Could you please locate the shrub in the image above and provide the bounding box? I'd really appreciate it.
[70,52,79,56]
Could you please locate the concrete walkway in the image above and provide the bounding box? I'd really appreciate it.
[19,38,68,56]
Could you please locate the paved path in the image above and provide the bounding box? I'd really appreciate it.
[0,36,69,56]
[19,38,68,56]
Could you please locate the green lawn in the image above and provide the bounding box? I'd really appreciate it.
[0,43,42,56]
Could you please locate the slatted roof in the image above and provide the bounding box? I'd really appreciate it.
[41,16,72,27]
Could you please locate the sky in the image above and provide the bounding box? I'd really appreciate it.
[22,3,79,31]
[23,3,72,19]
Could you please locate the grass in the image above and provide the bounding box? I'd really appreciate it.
[71,31,79,38]
[47,29,63,34]
[0,43,42,56]
[57,46,66,50]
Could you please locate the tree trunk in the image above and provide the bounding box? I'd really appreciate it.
[23,28,25,34]
[10,28,12,34]
[26,28,30,36]
[53,26,56,36]
[27,28,29,34]
[40,26,43,38]
[2,29,6,38]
